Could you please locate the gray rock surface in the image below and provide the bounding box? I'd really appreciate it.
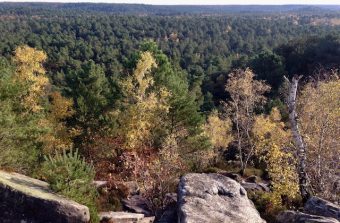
[277,210,339,223]
[0,170,90,223]
[122,195,153,216]
[241,181,270,192]
[304,197,340,221]
[177,173,266,223]
[99,211,154,223]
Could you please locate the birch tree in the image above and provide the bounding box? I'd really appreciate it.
[298,75,339,202]
[284,75,311,202]
[118,51,171,149]
[224,68,270,175]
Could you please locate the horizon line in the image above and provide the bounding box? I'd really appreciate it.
[1,1,340,6]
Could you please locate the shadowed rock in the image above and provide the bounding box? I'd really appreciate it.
[277,210,339,223]
[122,195,153,217]
[304,197,340,221]
[0,170,90,223]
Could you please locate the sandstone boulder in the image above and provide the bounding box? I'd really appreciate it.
[0,170,90,223]
[177,173,266,223]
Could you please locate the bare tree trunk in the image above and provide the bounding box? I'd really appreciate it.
[285,75,311,202]
[235,103,245,175]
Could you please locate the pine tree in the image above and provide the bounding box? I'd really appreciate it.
[65,60,113,138]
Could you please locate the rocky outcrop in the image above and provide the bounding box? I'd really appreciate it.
[0,170,90,223]
[304,197,340,221]
[221,172,270,192]
[277,196,340,223]
[177,173,266,223]
[276,210,339,223]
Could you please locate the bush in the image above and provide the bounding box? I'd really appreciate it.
[249,191,302,223]
[249,191,284,223]
[41,149,99,223]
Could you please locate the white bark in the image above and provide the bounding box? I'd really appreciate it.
[285,75,311,202]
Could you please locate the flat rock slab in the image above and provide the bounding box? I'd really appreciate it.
[99,211,154,223]
[177,173,266,223]
[0,170,90,223]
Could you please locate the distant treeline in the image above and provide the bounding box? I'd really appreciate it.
[1,3,340,15]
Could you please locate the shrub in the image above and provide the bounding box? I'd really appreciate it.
[41,149,99,223]
[249,191,302,223]
[249,191,285,223]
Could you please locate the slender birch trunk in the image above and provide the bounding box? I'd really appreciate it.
[285,75,311,202]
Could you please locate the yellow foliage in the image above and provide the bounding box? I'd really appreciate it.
[40,92,78,154]
[12,46,77,154]
[2,45,78,165]
[204,110,233,148]
[49,91,74,120]
[253,108,299,206]
[119,52,171,149]
[120,51,157,101]
[224,68,271,173]
[298,76,340,201]
[13,45,49,112]
[226,68,270,108]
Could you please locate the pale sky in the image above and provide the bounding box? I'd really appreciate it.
[1,0,340,5]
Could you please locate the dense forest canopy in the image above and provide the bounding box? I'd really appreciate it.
[1,3,339,105]
[0,3,339,222]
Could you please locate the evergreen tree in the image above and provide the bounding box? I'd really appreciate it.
[140,41,209,153]
[65,60,115,138]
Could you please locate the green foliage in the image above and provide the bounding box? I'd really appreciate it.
[0,9,337,114]
[249,191,285,223]
[249,50,286,92]
[42,149,99,223]
[0,57,49,173]
[65,60,117,137]
[249,191,302,223]
[275,35,340,77]
[0,47,76,174]
[140,41,208,152]
[201,92,215,113]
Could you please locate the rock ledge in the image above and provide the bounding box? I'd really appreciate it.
[0,170,90,223]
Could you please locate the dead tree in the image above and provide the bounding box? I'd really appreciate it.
[285,75,311,202]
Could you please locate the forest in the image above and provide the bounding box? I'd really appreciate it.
[0,3,339,223]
